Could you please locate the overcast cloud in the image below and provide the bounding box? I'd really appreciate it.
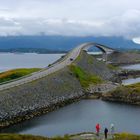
[0,0,140,39]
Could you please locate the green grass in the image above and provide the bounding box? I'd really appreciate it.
[0,134,71,140]
[114,83,140,95]
[0,134,50,140]
[69,64,103,88]
[0,68,41,83]
[107,64,119,70]
[1,133,140,140]
[87,55,94,64]
[126,83,140,93]
[108,83,140,95]
[113,133,140,140]
[53,135,71,140]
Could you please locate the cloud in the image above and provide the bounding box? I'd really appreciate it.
[97,9,140,38]
[0,0,140,38]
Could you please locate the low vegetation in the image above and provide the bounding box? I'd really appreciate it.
[111,82,140,95]
[1,133,140,140]
[126,83,140,93]
[0,134,49,140]
[87,56,94,64]
[0,68,41,83]
[69,64,103,88]
[107,64,119,70]
[113,133,140,140]
[102,82,140,105]
[0,134,71,140]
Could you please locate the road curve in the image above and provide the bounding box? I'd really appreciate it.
[0,42,115,91]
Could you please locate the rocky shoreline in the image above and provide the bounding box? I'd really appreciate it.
[0,51,139,130]
[0,81,119,129]
[0,94,84,130]
[102,82,140,105]
[0,51,116,129]
[117,69,140,81]
[84,82,119,99]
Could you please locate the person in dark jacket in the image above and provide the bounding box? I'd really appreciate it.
[104,127,108,139]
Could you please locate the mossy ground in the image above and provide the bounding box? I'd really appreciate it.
[0,68,41,83]
[69,64,103,88]
[102,82,140,105]
[0,134,49,140]
[111,83,140,95]
[0,134,70,140]
[113,133,140,140]
[107,64,119,70]
[126,83,140,93]
[1,133,140,140]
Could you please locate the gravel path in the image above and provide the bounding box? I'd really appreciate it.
[71,133,113,140]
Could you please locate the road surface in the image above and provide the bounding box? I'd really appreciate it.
[0,43,115,91]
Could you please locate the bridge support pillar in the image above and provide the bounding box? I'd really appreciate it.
[102,53,107,62]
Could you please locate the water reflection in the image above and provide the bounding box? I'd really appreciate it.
[121,64,140,85]
[122,77,140,85]
[121,64,140,70]
[0,53,64,72]
[1,100,140,137]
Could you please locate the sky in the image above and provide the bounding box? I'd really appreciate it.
[0,0,140,40]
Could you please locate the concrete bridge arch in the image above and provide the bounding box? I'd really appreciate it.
[82,42,116,62]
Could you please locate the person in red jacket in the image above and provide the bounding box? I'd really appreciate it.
[96,123,100,136]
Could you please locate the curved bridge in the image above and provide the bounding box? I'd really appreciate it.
[82,42,115,53]
[0,42,117,91]
[82,42,116,61]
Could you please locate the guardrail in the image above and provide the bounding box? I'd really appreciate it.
[0,42,116,90]
[0,49,72,86]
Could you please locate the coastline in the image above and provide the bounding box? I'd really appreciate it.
[102,82,140,105]
[0,51,139,131]
[0,95,84,129]
[0,132,140,140]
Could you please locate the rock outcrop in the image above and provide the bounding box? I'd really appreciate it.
[0,67,83,127]
[108,51,140,65]
[0,51,117,128]
[102,83,140,105]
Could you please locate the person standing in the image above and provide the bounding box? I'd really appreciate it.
[104,127,108,139]
[96,123,100,136]
[110,123,115,138]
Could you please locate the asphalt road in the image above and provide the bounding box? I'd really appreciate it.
[0,43,115,91]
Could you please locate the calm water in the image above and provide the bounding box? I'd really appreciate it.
[121,64,140,85]
[1,100,140,136]
[122,77,140,85]
[1,53,140,136]
[122,64,140,70]
[0,53,64,72]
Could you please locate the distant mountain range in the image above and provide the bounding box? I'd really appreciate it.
[0,36,139,53]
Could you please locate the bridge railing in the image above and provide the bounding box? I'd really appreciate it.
[0,42,117,87]
[0,49,73,86]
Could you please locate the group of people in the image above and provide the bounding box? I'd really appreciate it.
[96,123,115,139]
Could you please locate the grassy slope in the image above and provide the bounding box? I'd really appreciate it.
[102,82,140,105]
[107,64,119,70]
[110,83,140,95]
[1,133,140,140]
[0,134,70,140]
[0,134,49,140]
[126,83,140,93]
[69,64,102,88]
[68,51,116,88]
[114,133,140,140]
[74,51,114,82]
[0,68,41,83]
